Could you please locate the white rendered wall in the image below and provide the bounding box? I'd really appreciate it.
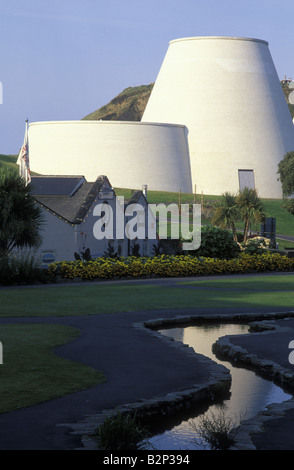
[38,198,125,262]
[28,120,192,193]
[142,37,294,198]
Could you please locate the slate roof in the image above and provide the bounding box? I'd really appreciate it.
[30,176,86,196]
[124,190,146,207]
[32,175,111,224]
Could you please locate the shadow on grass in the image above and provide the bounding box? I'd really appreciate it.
[0,324,104,413]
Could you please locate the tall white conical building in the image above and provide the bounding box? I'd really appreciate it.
[142,36,294,198]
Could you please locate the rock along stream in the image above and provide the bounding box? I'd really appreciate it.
[146,323,292,450]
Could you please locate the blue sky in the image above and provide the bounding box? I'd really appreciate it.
[0,0,293,154]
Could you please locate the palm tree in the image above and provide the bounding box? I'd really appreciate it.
[236,187,265,242]
[212,192,240,241]
[0,169,43,258]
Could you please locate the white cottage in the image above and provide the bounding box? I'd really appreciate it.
[31,175,157,267]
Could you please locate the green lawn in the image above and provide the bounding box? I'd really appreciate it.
[276,238,294,249]
[0,324,104,413]
[1,275,294,318]
[181,275,294,291]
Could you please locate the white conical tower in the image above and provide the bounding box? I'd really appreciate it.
[142,37,294,198]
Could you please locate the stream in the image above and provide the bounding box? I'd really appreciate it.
[146,322,292,450]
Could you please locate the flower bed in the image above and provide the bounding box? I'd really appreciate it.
[47,252,294,281]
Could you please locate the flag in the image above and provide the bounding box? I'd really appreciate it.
[17,120,31,186]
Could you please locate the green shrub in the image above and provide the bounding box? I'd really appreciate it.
[190,225,241,259]
[0,251,48,285]
[94,411,150,450]
[190,408,243,450]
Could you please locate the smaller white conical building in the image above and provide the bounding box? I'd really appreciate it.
[142,36,294,198]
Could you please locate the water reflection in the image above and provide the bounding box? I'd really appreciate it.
[147,323,292,450]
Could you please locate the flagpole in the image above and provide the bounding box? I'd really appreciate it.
[25,118,31,185]
[17,118,31,186]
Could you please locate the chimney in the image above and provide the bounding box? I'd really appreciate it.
[142,184,148,200]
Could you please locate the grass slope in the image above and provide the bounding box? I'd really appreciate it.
[115,188,294,239]
[0,154,18,172]
[82,84,154,121]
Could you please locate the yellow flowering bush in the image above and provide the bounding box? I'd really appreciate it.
[47,252,294,281]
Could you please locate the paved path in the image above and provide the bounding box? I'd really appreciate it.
[0,273,294,451]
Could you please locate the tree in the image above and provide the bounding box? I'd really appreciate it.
[211,192,240,242]
[236,187,265,242]
[0,169,44,258]
[277,151,294,197]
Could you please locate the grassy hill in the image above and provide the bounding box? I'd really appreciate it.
[0,154,18,172]
[0,154,40,175]
[82,84,154,122]
[282,82,294,118]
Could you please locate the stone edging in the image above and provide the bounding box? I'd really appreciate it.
[227,399,294,450]
[211,317,294,450]
[60,310,294,450]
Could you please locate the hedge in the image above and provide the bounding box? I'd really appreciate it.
[47,252,294,281]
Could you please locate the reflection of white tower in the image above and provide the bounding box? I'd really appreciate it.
[142,37,294,198]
